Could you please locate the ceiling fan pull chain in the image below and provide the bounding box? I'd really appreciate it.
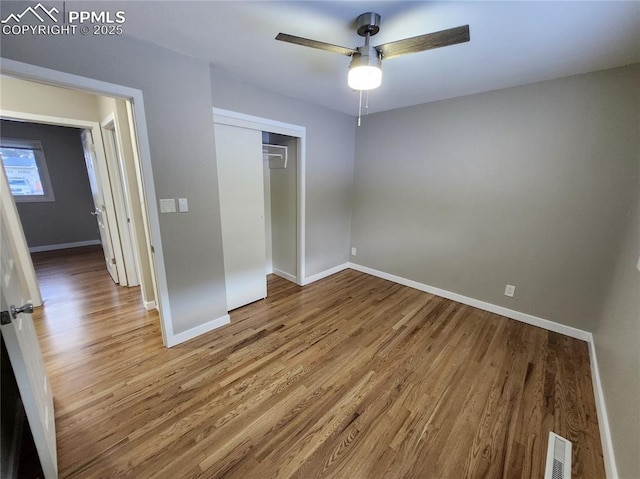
[358,90,363,126]
[365,90,369,115]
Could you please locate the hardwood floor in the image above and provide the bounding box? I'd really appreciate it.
[31,246,604,478]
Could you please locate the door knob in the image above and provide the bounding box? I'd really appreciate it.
[10,303,34,319]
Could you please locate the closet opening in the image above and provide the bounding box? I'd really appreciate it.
[212,107,306,313]
[262,133,298,284]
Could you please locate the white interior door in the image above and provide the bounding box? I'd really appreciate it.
[81,130,119,284]
[214,123,267,310]
[1,173,57,478]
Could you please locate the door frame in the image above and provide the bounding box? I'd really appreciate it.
[212,108,307,284]
[101,113,140,286]
[0,58,174,347]
[2,110,128,285]
[83,125,127,284]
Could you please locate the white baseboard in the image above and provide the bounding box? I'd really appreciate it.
[346,262,615,476]
[587,336,618,479]
[166,314,230,347]
[303,263,349,285]
[348,262,591,342]
[273,268,298,284]
[143,300,157,311]
[29,239,101,253]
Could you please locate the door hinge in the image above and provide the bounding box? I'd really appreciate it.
[111,258,116,265]
[1,310,11,325]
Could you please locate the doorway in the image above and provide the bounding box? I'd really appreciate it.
[101,117,140,287]
[212,108,306,312]
[0,59,173,345]
[0,89,154,304]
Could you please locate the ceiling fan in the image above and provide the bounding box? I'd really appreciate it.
[276,12,470,92]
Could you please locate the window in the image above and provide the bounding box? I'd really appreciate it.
[0,138,55,202]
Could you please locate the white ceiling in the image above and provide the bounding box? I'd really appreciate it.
[105,1,639,115]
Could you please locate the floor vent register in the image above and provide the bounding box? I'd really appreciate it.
[544,432,572,479]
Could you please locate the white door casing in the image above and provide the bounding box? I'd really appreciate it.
[0,166,57,479]
[263,160,273,275]
[214,123,267,310]
[125,100,159,309]
[212,108,306,285]
[101,117,140,286]
[81,129,120,284]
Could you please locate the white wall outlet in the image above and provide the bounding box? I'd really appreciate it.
[178,198,189,213]
[159,198,176,213]
[504,284,516,297]
[351,247,357,256]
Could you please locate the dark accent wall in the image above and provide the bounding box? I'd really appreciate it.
[1,120,99,248]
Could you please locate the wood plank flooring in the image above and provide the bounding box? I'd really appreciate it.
[30,246,605,478]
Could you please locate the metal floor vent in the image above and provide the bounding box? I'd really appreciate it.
[544,432,572,479]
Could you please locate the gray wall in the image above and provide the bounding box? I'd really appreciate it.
[1,23,227,334]
[351,65,640,477]
[351,65,639,332]
[268,133,297,278]
[211,69,355,277]
[592,184,639,479]
[1,120,99,248]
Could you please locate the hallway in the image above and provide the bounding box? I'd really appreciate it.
[30,246,163,477]
[32,246,160,362]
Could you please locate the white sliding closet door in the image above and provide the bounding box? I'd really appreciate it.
[214,123,267,310]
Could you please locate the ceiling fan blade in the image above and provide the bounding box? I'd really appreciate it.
[375,25,470,60]
[276,33,357,57]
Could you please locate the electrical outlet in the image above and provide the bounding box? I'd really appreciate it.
[351,247,357,256]
[504,284,516,297]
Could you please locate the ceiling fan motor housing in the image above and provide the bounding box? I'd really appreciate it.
[348,44,382,90]
[356,12,381,37]
[351,45,382,67]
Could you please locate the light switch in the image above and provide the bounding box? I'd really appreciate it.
[159,198,176,213]
[178,198,189,213]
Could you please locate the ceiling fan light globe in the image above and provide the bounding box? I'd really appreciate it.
[348,65,382,90]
